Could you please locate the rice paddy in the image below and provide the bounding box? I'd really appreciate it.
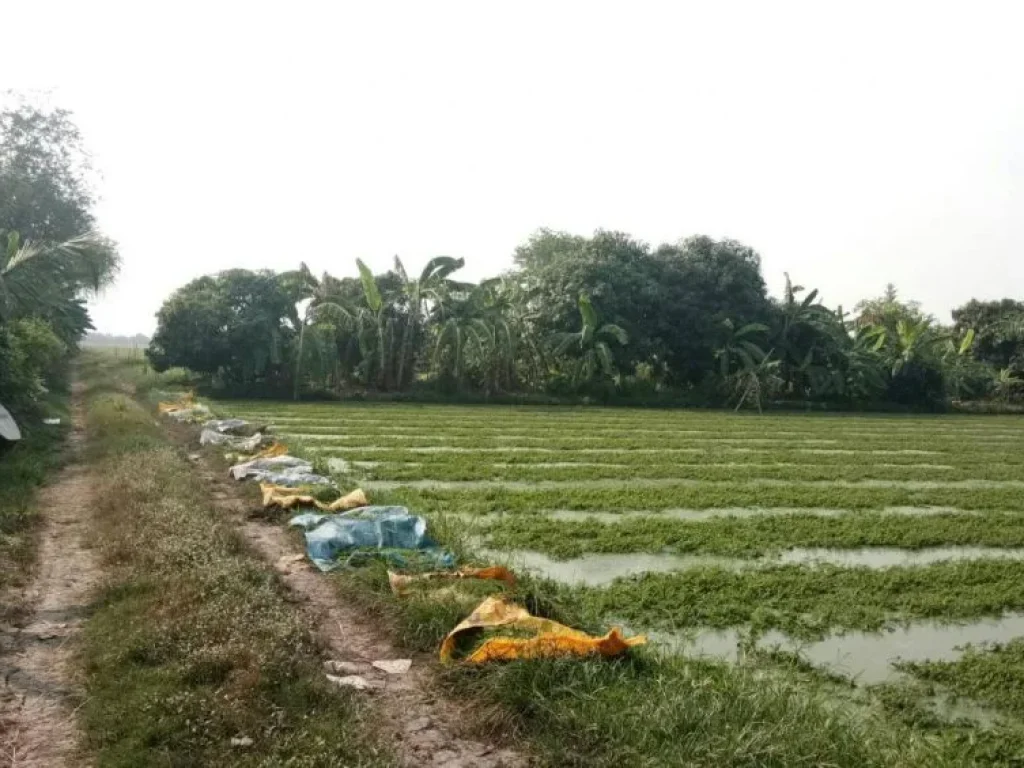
[217,401,1024,749]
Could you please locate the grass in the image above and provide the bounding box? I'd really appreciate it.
[208,398,1024,765]
[478,511,1024,558]
[0,395,69,595]
[898,640,1024,720]
[77,360,392,766]
[555,560,1024,638]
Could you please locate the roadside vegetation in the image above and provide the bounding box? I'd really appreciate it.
[0,101,119,593]
[77,356,391,766]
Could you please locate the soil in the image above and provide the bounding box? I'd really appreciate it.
[194,455,528,767]
[0,384,98,768]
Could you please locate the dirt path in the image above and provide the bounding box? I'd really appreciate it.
[196,460,526,768]
[0,385,98,768]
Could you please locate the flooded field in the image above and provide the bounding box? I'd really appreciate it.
[217,401,1024,744]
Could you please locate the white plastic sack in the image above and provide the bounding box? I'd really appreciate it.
[0,403,22,441]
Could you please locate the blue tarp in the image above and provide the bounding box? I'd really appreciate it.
[289,506,455,572]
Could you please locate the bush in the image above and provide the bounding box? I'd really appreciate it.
[0,318,68,416]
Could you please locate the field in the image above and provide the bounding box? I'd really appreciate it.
[217,400,1024,758]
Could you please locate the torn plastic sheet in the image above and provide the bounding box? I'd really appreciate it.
[228,455,333,487]
[202,418,253,435]
[260,483,368,511]
[165,404,213,422]
[388,566,516,595]
[288,506,454,572]
[440,595,646,664]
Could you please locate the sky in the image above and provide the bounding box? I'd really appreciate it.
[2,0,1022,335]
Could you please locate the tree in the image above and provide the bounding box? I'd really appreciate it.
[515,230,770,385]
[552,294,628,387]
[0,104,96,242]
[854,284,927,331]
[0,102,119,416]
[714,319,769,379]
[649,236,770,384]
[393,255,465,389]
[952,299,1024,373]
[147,270,296,393]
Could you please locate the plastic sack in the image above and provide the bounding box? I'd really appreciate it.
[388,566,516,595]
[440,596,646,664]
[288,506,454,572]
[261,483,368,512]
[0,403,21,441]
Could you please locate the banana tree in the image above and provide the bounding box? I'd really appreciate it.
[393,255,465,389]
[714,319,769,378]
[553,294,628,386]
[355,258,389,389]
[286,263,354,399]
[772,273,834,395]
[730,353,782,413]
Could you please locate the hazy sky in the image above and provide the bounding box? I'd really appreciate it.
[3,1,1022,335]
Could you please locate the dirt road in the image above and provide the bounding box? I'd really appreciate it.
[0,386,98,768]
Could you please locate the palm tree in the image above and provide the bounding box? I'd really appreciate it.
[0,229,118,324]
[553,294,628,387]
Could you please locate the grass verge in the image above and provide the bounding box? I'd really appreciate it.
[78,377,392,765]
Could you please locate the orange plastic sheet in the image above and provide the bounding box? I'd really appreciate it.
[244,442,288,460]
[260,483,368,512]
[388,566,516,595]
[157,393,194,414]
[440,595,646,664]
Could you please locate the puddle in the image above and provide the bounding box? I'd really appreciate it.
[492,461,625,469]
[476,549,737,585]
[647,613,1024,686]
[481,547,1024,585]
[798,449,942,456]
[776,547,1024,568]
[536,506,980,522]
[363,477,1024,491]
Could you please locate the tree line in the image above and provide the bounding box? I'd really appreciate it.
[147,233,1024,410]
[0,102,119,421]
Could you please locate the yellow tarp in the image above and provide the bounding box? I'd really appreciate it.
[260,484,368,512]
[388,566,516,595]
[440,595,646,664]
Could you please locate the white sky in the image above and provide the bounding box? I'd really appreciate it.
[2,0,1022,335]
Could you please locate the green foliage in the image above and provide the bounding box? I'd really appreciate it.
[0,102,120,416]
[952,298,1024,372]
[147,270,296,394]
[150,230,1022,409]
